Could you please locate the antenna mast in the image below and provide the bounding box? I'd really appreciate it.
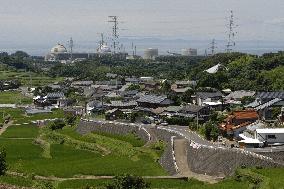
[108,16,119,54]
[226,10,237,53]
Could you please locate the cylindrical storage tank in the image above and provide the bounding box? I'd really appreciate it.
[181,48,197,56]
[144,48,158,60]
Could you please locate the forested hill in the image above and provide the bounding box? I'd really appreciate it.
[1,51,284,91]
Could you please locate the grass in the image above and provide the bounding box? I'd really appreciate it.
[93,131,145,147]
[0,70,63,87]
[1,124,39,138]
[0,91,32,104]
[0,175,34,188]
[0,108,65,124]
[3,140,166,177]
[0,124,166,178]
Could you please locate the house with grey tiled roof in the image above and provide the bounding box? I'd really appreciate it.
[137,95,173,108]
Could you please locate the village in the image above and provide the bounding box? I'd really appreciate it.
[2,71,282,150]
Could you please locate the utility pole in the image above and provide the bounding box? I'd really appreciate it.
[131,42,134,56]
[108,16,119,54]
[209,39,217,55]
[226,10,237,53]
[68,37,74,61]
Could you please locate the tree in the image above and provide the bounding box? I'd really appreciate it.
[161,80,171,94]
[107,174,150,189]
[65,113,77,126]
[0,148,7,175]
[11,51,30,59]
[49,119,66,130]
[181,89,194,103]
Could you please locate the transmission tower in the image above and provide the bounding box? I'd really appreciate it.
[68,37,74,61]
[108,16,119,54]
[226,10,237,53]
[209,39,217,55]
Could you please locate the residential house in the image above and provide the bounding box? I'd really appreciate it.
[86,101,105,114]
[107,100,137,109]
[71,81,94,88]
[219,110,259,138]
[195,91,223,108]
[247,92,284,120]
[63,106,85,116]
[180,104,210,121]
[137,95,173,108]
[225,90,255,105]
[46,92,66,107]
[143,81,161,91]
[172,80,197,89]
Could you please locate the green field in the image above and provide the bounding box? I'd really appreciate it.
[0,107,284,188]
[0,91,32,104]
[0,108,64,124]
[0,70,63,87]
[1,124,39,138]
[0,117,166,178]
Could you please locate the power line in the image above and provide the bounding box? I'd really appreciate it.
[68,37,74,61]
[209,38,217,55]
[226,10,238,53]
[108,16,119,54]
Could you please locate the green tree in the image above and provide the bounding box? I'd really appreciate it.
[107,174,150,189]
[49,119,66,130]
[0,148,7,176]
[65,113,77,126]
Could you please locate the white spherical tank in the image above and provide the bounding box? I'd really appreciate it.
[181,48,197,56]
[144,48,158,60]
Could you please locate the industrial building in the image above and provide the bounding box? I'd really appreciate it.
[45,43,127,62]
[181,48,198,56]
[144,48,158,60]
[45,44,94,62]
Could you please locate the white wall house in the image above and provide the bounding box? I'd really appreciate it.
[255,128,284,144]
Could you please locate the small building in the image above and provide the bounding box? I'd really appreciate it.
[143,81,160,91]
[46,92,66,107]
[219,110,259,137]
[225,90,255,104]
[63,106,85,116]
[195,91,223,106]
[239,128,284,148]
[107,101,137,109]
[71,81,94,88]
[172,80,197,89]
[255,128,284,144]
[137,95,173,108]
[180,104,210,121]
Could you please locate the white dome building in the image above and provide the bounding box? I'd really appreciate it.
[98,44,111,54]
[51,44,67,54]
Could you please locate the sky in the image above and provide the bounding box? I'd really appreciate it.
[1,0,284,55]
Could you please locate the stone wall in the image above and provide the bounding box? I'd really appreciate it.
[186,145,282,176]
[77,120,149,142]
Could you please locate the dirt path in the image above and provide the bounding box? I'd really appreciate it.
[7,171,187,182]
[144,127,158,147]
[0,121,13,135]
[174,139,220,184]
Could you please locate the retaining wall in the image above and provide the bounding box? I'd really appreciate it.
[186,145,282,176]
[77,120,149,142]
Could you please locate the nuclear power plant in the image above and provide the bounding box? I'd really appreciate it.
[181,48,198,56]
[144,48,159,60]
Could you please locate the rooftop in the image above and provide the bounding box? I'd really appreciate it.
[232,110,259,120]
[256,128,284,134]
